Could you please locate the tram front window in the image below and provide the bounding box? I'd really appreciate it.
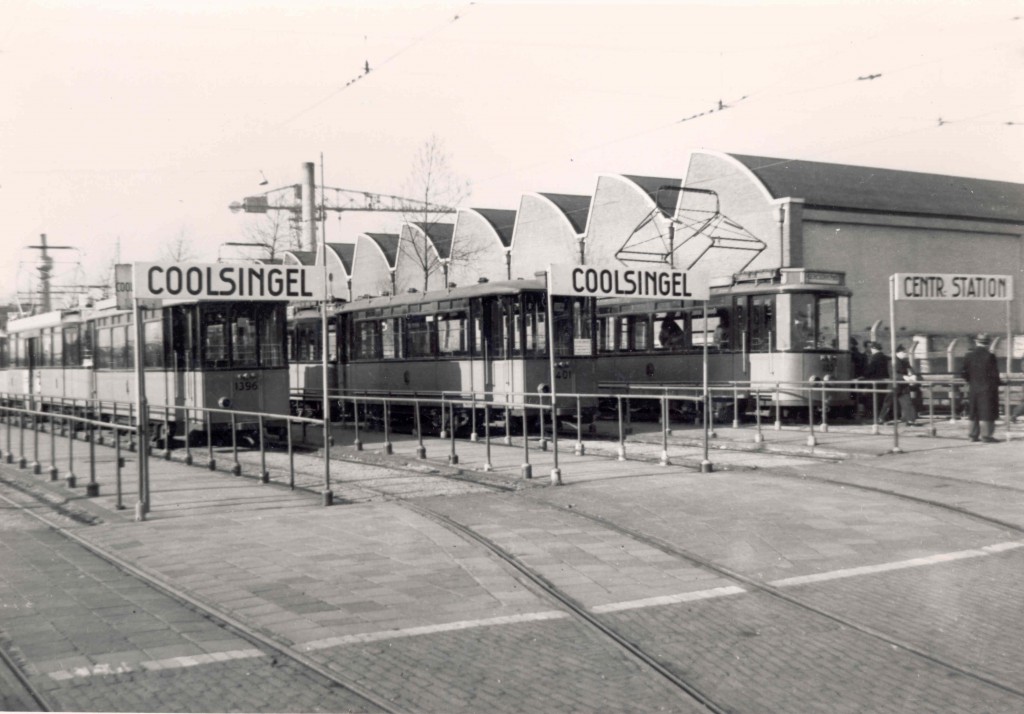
[781,293,849,351]
[200,304,286,369]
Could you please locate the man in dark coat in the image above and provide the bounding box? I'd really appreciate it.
[960,333,1002,442]
[862,341,889,422]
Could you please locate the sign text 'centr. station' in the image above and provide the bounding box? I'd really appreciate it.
[895,273,1014,301]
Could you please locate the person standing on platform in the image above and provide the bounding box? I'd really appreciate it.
[960,333,1003,442]
[862,341,889,422]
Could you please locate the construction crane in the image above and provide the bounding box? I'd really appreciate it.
[228,185,454,217]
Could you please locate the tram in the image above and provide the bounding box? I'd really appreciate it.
[288,266,854,430]
[4,297,290,445]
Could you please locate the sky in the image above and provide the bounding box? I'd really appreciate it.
[2,0,1022,305]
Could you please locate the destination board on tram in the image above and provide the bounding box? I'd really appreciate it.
[549,264,710,300]
[894,273,1013,301]
[133,262,326,302]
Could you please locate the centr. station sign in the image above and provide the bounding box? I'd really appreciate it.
[895,273,1014,301]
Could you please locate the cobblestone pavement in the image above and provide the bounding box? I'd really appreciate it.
[0,420,1022,712]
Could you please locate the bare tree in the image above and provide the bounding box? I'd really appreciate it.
[399,135,473,292]
[162,227,198,262]
[241,196,302,261]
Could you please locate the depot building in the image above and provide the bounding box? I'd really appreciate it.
[282,150,1024,371]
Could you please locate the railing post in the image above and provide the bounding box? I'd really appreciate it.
[483,403,493,472]
[819,380,829,432]
[470,394,478,443]
[129,402,136,452]
[32,399,41,475]
[538,398,548,452]
[660,393,671,466]
[258,414,269,483]
[230,413,241,475]
[414,397,426,459]
[17,403,26,469]
[521,400,532,479]
[163,409,171,460]
[503,400,512,446]
[287,415,295,490]
[774,383,782,430]
[65,413,76,487]
[806,383,817,447]
[207,411,216,470]
[48,406,58,480]
[732,384,740,429]
[448,399,459,465]
[616,395,626,461]
[353,397,362,451]
[927,383,937,437]
[86,417,99,497]
[383,398,393,455]
[115,427,124,510]
[574,394,584,456]
[949,383,959,422]
[871,382,880,434]
[5,399,12,464]
[754,389,763,443]
[183,406,193,465]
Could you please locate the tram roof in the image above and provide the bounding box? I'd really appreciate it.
[330,278,547,314]
[729,154,1024,224]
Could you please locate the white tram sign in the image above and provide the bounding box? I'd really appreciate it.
[548,264,710,301]
[894,273,1013,301]
[133,262,326,302]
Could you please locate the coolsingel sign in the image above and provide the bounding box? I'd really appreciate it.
[133,263,326,301]
[549,264,710,300]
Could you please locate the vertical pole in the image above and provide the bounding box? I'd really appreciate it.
[701,301,712,472]
[616,395,626,461]
[415,397,426,459]
[86,418,98,496]
[448,399,458,465]
[574,394,584,456]
[207,411,215,470]
[48,407,58,479]
[754,388,763,443]
[806,383,817,447]
[320,192,333,506]
[383,398,393,455]
[287,416,295,490]
[545,271,561,485]
[65,413,75,486]
[132,298,148,520]
[888,276,903,453]
[521,399,531,479]
[259,414,268,483]
[660,392,670,466]
[353,397,362,450]
[483,403,493,472]
[115,428,124,510]
[32,397,40,474]
[1006,300,1012,440]
[230,413,240,475]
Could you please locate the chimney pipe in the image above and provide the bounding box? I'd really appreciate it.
[301,162,317,253]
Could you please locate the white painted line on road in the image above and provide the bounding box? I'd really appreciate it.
[590,586,747,614]
[301,610,570,651]
[47,648,264,681]
[769,540,1024,588]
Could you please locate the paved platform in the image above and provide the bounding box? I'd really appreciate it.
[1,419,1022,712]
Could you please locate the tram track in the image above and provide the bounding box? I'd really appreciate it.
[0,483,401,714]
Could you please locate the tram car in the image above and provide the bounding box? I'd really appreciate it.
[591,267,855,420]
[288,266,854,431]
[290,278,598,433]
[4,297,290,445]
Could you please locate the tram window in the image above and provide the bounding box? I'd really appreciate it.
[690,312,722,349]
[656,311,686,351]
[232,315,258,368]
[292,323,320,362]
[95,328,112,369]
[81,325,93,367]
[437,312,468,356]
[790,294,816,349]
[111,325,128,369]
[406,315,434,359]
[63,326,79,366]
[258,306,285,368]
[598,316,616,353]
[353,319,381,360]
[144,320,164,368]
[201,309,229,368]
[41,329,52,366]
[749,295,775,352]
[0,338,7,369]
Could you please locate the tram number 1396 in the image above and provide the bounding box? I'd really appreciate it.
[234,379,259,392]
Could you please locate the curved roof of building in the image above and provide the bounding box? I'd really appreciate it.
[412,222,455,260]
[363,233,400,267]
[325,242,355,273]
[471,208,517,247]
[622,175,683,215]
[727,153,1024,223]
[282,250,316,266]
[538,193,591,235]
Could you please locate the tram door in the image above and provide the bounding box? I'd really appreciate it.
[168,306,192,412]
[26,336,39,398]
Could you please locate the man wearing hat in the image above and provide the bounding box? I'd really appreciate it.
[862,341,889,422]
[960,333,1003,442]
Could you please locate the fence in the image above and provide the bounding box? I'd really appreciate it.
[1,376,1019,519]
